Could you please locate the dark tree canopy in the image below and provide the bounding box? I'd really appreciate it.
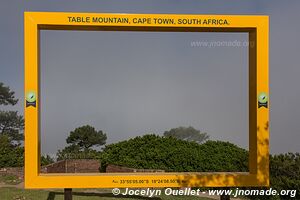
[0,82,24,144]
[56,125,106,160]
[0,82,18,105]
[164,126,209,144]
[0,134,24,167]
[0,111,24,142]
[66,125,107,150]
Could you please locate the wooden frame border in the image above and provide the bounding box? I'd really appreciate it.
[24,12,269,188]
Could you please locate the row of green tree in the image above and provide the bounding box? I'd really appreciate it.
[0,82,24,167]
[0,82,210,165]
[0,81,211,163]
[56,125,209,161]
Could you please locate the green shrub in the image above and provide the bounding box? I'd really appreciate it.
[100,134,248,172]
[239,153,300,200]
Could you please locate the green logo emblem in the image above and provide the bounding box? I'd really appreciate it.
[26,91,37,107]
[258,92,268,108]
[26,91,36,103]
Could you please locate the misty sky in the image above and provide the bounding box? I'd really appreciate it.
[1,0,300,155]
[40,31,248,154]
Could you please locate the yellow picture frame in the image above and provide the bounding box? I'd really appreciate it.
[24,12,269,189]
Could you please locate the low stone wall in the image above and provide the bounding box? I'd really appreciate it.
[106,164,165,173]
[66,159,100,173]
[43,160,66,173]
[0,167,24,180]
[43,159,100,173]
[0,162,163,181]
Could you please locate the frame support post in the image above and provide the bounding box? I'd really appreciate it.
[64,188,72,200]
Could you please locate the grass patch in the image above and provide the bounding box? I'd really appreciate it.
[0,187,50,200]
[0,174,22,185]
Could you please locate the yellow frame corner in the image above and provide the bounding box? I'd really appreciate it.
[24,12,269,189]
